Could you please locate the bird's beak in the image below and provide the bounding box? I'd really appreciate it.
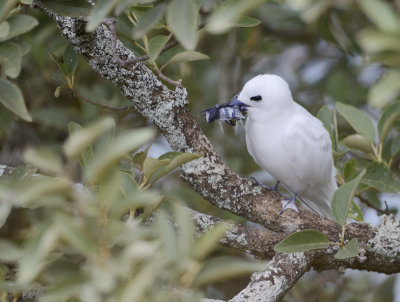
[228,95,251,108]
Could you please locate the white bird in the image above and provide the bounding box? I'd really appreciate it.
[234,74,337,218]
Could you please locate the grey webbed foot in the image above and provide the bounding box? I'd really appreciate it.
[279,192,301,215]
[250,177,280,192]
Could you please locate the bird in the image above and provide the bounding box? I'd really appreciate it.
[231,74,337,218]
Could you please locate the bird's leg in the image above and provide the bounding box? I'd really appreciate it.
[250,177,280,192]
[279,192,301,215]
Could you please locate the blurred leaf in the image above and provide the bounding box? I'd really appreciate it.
[358,0,400,33]
[357,28,400,54]
[333,143,350,160]
[0,199,11,228]
[0,239,22,262]
[7,165,37,184]
[133,3,165,39]
[206,0,264,34]
[86,0,123,32]
[162,50,209,69]
[373,276,395,302]
[368,70,400,108]
[362,162,400,193]
[317,105,338,150]
[63,44,80,75]
[343,158,357,181]
[24,147,63,176]
[342,134,371,154]
[174,204,195,258]
[132,145,151,170]
[0,15,38,42]
[334,238,359,259]
[331,169,366,226]
[233,16,261,27]
[0,41,22,78]
[156,212,178,261]
[147,152,199,185]
[194,256,267,286]
[377,101,400,143]
[64,117,115,158]
[166,0,198,50]
[86,128,156,184]
[336,102,376,143]
[0,21,10,38]
[41,0,92,17]
[193,222,230,260]
[391,134,400,157]
[0,77,32,121]
[274,230,329,253]
[142,157,170,184]
[148,34,170,61]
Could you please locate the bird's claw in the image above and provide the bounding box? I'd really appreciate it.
[279,193,301,216]
[250,177,280,192]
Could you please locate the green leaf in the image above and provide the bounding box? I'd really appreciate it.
[334,238,359,259]
[132,145,151,170]
[233,16,261,27]
[0,15,38,42]
[205,0,264,34]
[194,256,267,286]
[7,165,37,184]
[357,28,400,54]
[41,0,92,17]
[317,105,338,150]
[142,157,170,184]
[362,162,400,193]
[157,212,178,261]
[64,117,115,158]
[391,134,400,157]
[166,0,198,50]
[85,128,156,184]
[63,44,80,75]
[343,158,357,181]
[368,69,400,108]
[331,169,366,226]
[86,0,123,32]
[0,21,10,38]
[148,34,170,61]
[147,152,199,185]
[357,0,400,33]
[274,229,329,253]
[0,41,22,78]
[23,147,63,176]
[348,200,364,222]
[0,239,22,262]
[0,78,32,121]
[342,134,371,154]
[377,101,400,143]
[133,3,165,39]
[193,223,230,261]
[336,102,376,143]
[0,199,11,228]
[162,50,209,69]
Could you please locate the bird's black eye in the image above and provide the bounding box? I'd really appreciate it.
[250,95,262,102]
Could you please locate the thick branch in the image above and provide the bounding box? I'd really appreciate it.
[31,0,400,278]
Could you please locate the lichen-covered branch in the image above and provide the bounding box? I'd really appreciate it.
[29,3,400,301]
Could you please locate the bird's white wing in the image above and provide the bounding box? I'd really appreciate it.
[283,110,334,188]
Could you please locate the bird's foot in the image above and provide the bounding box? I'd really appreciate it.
[250,177,280,192]
[279,193,301,216]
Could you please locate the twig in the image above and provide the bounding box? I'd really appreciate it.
[356,193,389,215]
[71,90,135,112]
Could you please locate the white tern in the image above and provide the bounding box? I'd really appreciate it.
[233,74,337,218]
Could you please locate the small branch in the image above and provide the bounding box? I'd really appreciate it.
[356,193,389,215]
[71,90,135,112]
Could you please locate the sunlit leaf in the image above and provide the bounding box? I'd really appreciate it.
[166,0,198,50]
[358,0,400,33]
[0,78,32,121]
[377,101,400,143]
[357,28,400,54]
[41,0,92,17]
[334,238,359,259]
[274,229,329,253]
[331,169,366,226]
[133,3,165,39]
[336,102,376,143]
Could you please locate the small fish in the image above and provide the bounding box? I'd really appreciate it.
[201,97,249,126]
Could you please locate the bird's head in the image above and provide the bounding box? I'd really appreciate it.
[230,74,294,115]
